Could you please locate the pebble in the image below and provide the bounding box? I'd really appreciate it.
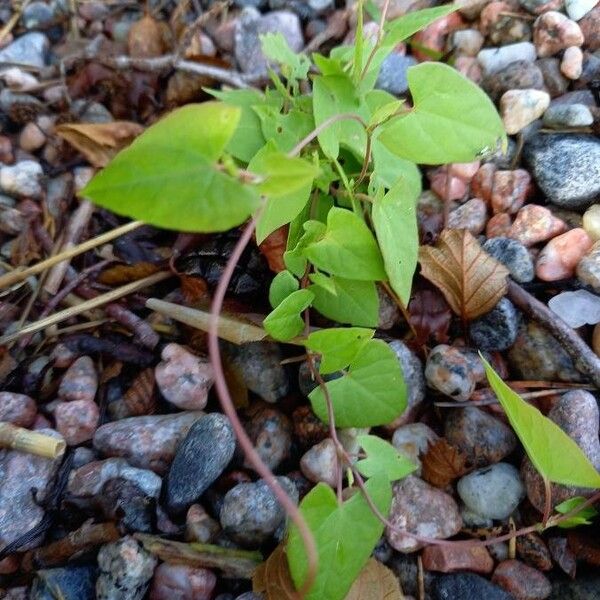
[292,405,329,448]
[376,53,418,96]
[31,565,97,600]
[469,298,519,351]
[448,198,487,234]
[457,462,525,520]
[450,29,485,56]
[68,458,162,498]
[0,429,64,549]
[422,545,494,574]
[565,0,597,19]
[524,134,600,210]
[223,341,288,402]
[491,169,532,215]
[425,344,477,402]
[220,476,298,547]
[492,560,552,599]
[149,564,216,600]
[377,285,400,329]
[155,344,213,411]
[165,413,236,515]
[543,103,593,128]
[245,405,292,471]
[579,5,600,50]
[577,241,600,291]
[300,438,338,487]
[96,536,157,600]
[548,289,600,327]
[522,390,600,512]
[22,2,55,30]
[385,476,462,552]
[19,122,46,152]
[0,160,43,199]
[583,204,600,241]
[186,504,220,543]
[560,46,583,79]
[445,407,517,467]
[234,8,303,74]
[477,42,537,76]
[0,33,49,71]
[94,412,204,475]
[388,340,426,426]
[508,321,583,382]
[482,2,532,46]
[392,423,438,474]
[509,205,567,247]
[461,505,493,528]
[0,392,36,427]
[433,573,514,600]
[533,12,584,57]
[537,58,569,97]
[411,13,467,61]
[500,89,550,135]
[483,237,534,282]
[516,532,553,571]
[54,399,99,445]
[535,227,593,281]
[472,163,496,203]
[58,356,97,403]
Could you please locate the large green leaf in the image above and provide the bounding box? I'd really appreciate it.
[309,339,406,427]
[82,103,259,232]
[356,434,417,482]
[309,274,379,327]
[483,357,600,489]
[287,475,392,600]
[304,208,386,281]
[269,270,299,308]
[305,327,374,374]
[372,179,419,305]
[263,288,314,341]
[379,63,506,164]
[254,104,314,154]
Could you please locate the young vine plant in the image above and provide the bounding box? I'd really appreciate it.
[82,4,600,598]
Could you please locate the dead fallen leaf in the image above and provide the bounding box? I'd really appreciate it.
[408,278,452,348]
[55,121,145,168]
[252,544,297,600]
[122,368,156,417]
[344,559,403,600]
[179,274,209,304]
[418,229,510,321]
[258,225,288,273]
[128,14,166,58]
[98,262,161,286]
[422,438,468,488]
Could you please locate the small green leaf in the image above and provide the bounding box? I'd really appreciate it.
[555,497,598,528]
[263,289,314,341]
[287,474,392,600]
[309,339,406,427]
[305,327,374,374]
[285,220,327,276]
[269,270,299,308]
[82,103,260,232]
[379,63,505,164]
[483,357,600,489]
[372,179,419,305]
[304,208,386,281]
[254,105,314,154]
[356,434,418,481]
[309,271,338,295]
[353,0,365,84]
[368,99,404,128]
[310,274,379,327]
[260,32,311,80]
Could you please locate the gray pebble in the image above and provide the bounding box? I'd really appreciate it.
[220,477,298,547]
[543,104,594,128]
[536,58,569,98]
[245,405,292,471]
[477,43,536,76]
[483,237,535,283]
[457,463,525,520]
[482,60,544,102]
[22,2,55,30]
[31,566,96,600]
[0,160,43,199]
[577,241,600,292]
[0,32,49,71]
[388,340,426,425]
[376,53,418,96]
[433,573,513,600]
[469,298,520,352]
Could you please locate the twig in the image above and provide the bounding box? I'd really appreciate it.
[0,423,65,458]
[44,200,95,295]
[0,271,171,345]
[0,220,143,290]
[507,280,600,387]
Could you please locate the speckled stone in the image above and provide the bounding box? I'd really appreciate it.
[508,321,584,382]
[245,405,291,471]
[433,573,513,600]
[220,477,298,547]
[469,298,520,351]
[500,89,550,135]
[165,413,236,515]
[523,134,600,210]
[0,392,36,427]
[386,476,462,552]
[445,407,517,467]
[577,241,600,292]
[472,163,496,203]
[483,237,535,282]
[561,46,584,79]
[522,390,600,512]
[537,58,569,97]
[533,11,584,57]
[492,560,552,600]
[487,213,513,238]
[300,438,338,487]
[543,103,593,127]
[516,532,553,571]
[491,170,532,215]
[477,42,537,76]
[482,2,532,46]
[425,345,477,402]
[509,205,567,247]
[536,227,593,281]
[54,399,99,446]
[93,412,204,475]
[448,198,488,234]
[392,423,438,474]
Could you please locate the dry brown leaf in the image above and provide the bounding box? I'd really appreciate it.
[252,544,297,600]
[55,121,145,168]
[122,368,156,417]
[98,262,161,286]
[127,14,166,58]
[408,279,452,348]
[344,559,403,600]
[258,225,288,273]
[179,274,209,304]
[418,229,510,321]
[422,438,468,488]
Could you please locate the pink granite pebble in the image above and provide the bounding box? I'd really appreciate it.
[471,163,496,204]
[58,356,97,403]
[560,46,583,79]
[0,392,36,427]
[487,212,513,238]
[508,205,567,247]
[428,167,469,201]
[491,169,532,214]
[533,11,584,57]
[535,227,593,281]
[54,399,99,446]
[448,198,488,234]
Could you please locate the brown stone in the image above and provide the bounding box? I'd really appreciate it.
[422,545,494,574]
[492,560,551,599]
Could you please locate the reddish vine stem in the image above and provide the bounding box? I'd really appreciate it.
[207,217,317,599]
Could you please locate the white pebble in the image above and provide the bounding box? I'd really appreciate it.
[477,42,536,76]
[560,46,583,80]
